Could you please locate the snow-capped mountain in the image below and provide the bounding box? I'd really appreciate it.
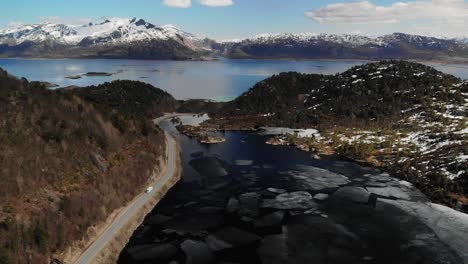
[239,32,458,48]
[242,32,380,47]
[218,32,468,61]
[2,18,468,61]
[0,17,202,45]
[0,17,210,59]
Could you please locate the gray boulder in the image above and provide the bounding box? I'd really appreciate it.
[214,227,262,248]
[226,197,240,214]
[267,188,287,194]
[313,193,329,201]
[205,235,233,253]
[261,191,318,210]
[181,240,215,264]
[239,192,261,216]
[126,243,178,262]
[254,211,285,234]
[332,187,370,204]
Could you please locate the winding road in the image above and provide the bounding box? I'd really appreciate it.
[74,116,178,264]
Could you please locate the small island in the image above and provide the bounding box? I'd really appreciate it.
[199,135,226,144]
[83,72,113,77]
[66,75,82,79]
[176,124,226,144]
[66,72,113,79]
[172,114,226,144]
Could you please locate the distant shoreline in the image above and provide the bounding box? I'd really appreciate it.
[1,56,468,65]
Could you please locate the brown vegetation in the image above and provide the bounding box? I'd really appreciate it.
[0,70,171,264]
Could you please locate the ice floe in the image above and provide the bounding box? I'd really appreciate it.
[383,199,468,263]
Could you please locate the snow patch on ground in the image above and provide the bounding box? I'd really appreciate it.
[259,127,321,138]
[177,114,210,127]
[367,186,412,200]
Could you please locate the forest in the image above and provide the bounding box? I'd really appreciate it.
[0,71,174,264]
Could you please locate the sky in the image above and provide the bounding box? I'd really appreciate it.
[1,0,468,39]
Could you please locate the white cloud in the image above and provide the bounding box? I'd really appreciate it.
[305,0,468,37]
[163,0,192,8]
[39,16,62,24]
[37,16,91,25]
[306,0,468,24]
[198,0,234,7]
[7,22,25,28]
[162,0,233,8]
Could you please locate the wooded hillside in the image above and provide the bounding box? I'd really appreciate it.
[0,71,173,263]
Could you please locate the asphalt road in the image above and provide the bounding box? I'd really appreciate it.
[74,116,178,264]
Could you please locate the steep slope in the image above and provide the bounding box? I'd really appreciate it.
[0,70,175,263]
[0,18,209,60]
[219,33,468,61]
[212,61,468,207]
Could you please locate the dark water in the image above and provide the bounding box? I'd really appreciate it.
[118,121,461,264]
[1,58,468,101]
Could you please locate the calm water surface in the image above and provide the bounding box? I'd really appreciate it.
[1,58,467,101]
[0,58,365,100]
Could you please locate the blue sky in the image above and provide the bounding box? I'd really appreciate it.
[1,0,467,39]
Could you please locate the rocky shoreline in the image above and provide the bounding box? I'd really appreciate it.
[171,114,227,145]
[197,115,468,213]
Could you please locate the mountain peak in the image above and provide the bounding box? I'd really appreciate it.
[0,17,202,46]
[0,17,210,59]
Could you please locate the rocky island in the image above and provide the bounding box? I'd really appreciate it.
[197,61,468,212]
[172,114,226,144]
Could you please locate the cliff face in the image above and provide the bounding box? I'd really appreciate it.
[0,71,176,263]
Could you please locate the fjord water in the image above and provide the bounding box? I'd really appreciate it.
[1,58,467,101]
[118,120,462,264]
[0,58,366,100]
[2,58,467,101]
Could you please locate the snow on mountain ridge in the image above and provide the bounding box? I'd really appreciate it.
[227,32,461,48]
[0,17,202,46]
[239,32,384,47]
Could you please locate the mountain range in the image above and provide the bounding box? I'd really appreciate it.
[2,17,468,61]
[219,33,468,61]
[0,18,211,60]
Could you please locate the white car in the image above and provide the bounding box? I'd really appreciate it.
[145,187,154,193]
